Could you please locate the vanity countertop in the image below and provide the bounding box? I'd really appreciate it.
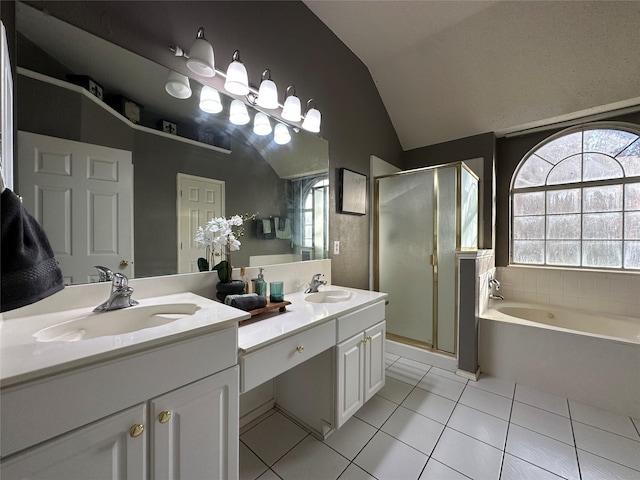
[238,286,387,353]
[0,292,249,387]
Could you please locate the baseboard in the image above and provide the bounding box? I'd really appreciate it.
[386,339,457,372]
[239,399,276,431]
[456,367,481,381]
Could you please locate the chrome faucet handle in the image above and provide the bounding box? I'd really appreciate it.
[488,273,500,290]
[312,273,325,282]
[112,272,129,288]
[94,265,114,282]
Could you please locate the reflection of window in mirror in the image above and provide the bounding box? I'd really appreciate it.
[300,177,328,260]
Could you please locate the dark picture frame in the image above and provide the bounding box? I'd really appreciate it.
[339,168,367,215]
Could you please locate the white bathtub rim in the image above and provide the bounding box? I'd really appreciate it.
[482,301,640,347]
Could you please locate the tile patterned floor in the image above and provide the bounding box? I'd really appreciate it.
[240,353,640,480]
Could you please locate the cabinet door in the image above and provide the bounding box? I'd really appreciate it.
[1,405,146,480]
[364,321,386,401]
[151,366,239,480]
[335,333,365,429]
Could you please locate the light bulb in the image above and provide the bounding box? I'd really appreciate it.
[186,28,215,77]
[281,86,301,122]
[302,101,321,133]
[274,123,291,145]
[253,112,272,136]
[199,85,223,114]
[224,50,250,95]
[229,99,250,125]
[256,69,279,109]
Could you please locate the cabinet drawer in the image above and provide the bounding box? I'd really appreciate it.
[337,301,385,343]
[240,320,336,392]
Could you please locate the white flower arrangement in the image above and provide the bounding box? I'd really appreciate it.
[194,213,257,282]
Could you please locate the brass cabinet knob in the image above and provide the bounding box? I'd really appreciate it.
[158,411,172,424]
[296,345,304,353]
[129,424,144,438]
[366,336,372,342]
[360,338,367,344]
[120,260,129,268]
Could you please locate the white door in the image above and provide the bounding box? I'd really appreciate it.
[1,22,14,191]
[364,321,386,400]
[177,173,225,274]
[18,132,134,284]
[0,405,146,479]
[335,333,365,429]
[151,366,239,480]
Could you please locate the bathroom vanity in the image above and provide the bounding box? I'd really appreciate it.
[0,285,386,479]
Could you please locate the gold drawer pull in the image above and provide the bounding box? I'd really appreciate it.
[366,336,372,342]
[129,424,144,438]
[296,345,304,353]
[158,411,172,424]
[361,338,367,344]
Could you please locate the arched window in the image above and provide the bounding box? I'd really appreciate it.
[510,124,640,270]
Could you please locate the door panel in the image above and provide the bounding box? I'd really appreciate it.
[336,334,364,428]
[18,132,134,284]
[365,322,386,400]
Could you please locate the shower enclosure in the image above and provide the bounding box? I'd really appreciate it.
[374,162,478,355]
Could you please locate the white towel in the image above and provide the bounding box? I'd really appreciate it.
[275,217,292,239]
[262,218,272,234]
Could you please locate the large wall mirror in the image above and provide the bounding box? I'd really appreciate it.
[15,2,329,285]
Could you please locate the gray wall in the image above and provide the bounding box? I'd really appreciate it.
[402,132,496,250]
[20,0,405,289]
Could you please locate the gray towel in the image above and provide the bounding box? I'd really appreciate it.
[262,218,272,234]
[224,293,257,306]
[274,217,291,239]
[231,295,267,311]
[1,189,64,312]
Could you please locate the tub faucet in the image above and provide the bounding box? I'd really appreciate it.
[305,273,327,293]
[94,272,139,312]
[489,293,505,300]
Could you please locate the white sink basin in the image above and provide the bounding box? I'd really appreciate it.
[305,290,353,304]
[33,303,200,342]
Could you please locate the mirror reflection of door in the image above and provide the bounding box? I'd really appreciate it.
[18,132,134,284]
[177,173,225,274]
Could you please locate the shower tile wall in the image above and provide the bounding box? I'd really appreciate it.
[496,266,640,317]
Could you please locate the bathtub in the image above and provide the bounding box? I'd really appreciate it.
[479,301,640,418]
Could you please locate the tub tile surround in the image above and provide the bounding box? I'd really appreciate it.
[495,266,640,318]
[239,353,640,480]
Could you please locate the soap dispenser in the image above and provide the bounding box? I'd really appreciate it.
[255,268,267,297]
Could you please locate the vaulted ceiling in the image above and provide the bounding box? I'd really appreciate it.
[303,1,640,150]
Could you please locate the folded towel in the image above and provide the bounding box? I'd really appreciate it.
[274,217,292,240]
[1,189,64,312]
[256,218,275,240]
[224,293,257,306]
[231,295,267,311]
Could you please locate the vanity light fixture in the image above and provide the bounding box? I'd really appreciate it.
[229,99,251,125]
[199,85,223,114]
[165,70,192,99]
[224,50,250,96]
[273,123,292,145]
[301,99,322,133]
[281,85,301,122]
[186,28,215,77]
[256,69,279,109]
[253,112,272,136]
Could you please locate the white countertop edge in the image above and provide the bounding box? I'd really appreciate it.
[238,286,388,354]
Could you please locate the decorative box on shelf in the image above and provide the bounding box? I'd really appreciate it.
[107,95,143,124]
[66,74,103,100]
[160,120,177,135]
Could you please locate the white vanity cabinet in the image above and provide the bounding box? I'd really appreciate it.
[1,326,240,480]
[274,300,386,437]
[336,321,386,428]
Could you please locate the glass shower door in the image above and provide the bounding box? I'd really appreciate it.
[377,170,434,347]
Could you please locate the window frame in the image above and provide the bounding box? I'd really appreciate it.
[509,122,640,271]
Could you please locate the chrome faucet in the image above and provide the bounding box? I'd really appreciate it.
[94,271,139,312]
[488,272,504,300]
[305,273,327,294]
[95,265,114,283]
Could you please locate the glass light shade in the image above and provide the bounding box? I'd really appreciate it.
[224,61,249,95]
[256,79,279,109]
[186,31,215,77]
[301,107,321,133]
[253,112,272,136]
[229,99,250,125]
[165,70,192,99]
[281,95,301,122]
[199,86,223,114]
[274,123,291,145]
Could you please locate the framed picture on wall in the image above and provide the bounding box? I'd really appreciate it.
[339,168,367,215]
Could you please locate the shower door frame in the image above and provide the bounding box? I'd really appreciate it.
[374,161,479,356]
